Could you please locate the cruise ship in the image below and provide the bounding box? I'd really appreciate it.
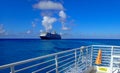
[40,31,61,40]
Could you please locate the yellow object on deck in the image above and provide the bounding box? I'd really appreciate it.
[96,66,109,73]
[95,49,102,65]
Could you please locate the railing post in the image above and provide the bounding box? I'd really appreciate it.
[110,46,114,73]
[10,66,15,73]
[55,55,58,73]
[90,46,93,66]
[86,48,88,67]
[75,49,77,73]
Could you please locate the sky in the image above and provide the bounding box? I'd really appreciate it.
[0,0,120,39]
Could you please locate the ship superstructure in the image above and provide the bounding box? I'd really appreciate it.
[40,31,61,40]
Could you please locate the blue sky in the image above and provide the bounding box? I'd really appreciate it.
[0,0,120,39]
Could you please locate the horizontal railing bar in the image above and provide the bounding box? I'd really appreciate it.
[93,51,110,53]
[58,53,74,59]
[46,68,56,73]
[92,59,110,62]
[113,50,120,51]
[113,53,120,54]
[93,56,111,58]
[77,60,82,64]
[81,66,86,72]
[92,56,111,58]
[113,53,120,56]
[113,61,120,63]
[58,56,75,64]
[96,54,111,57]
[78,64,87,69]
[101,61,111,63]
[15,58,55,72]
[92,45,113,47]
[95,47,112,49]
[85,45,91,48]
[78,63,85,67]
[102,54,111,58]
[92,45,120,48]
[112,67,120,69]
[32,63,55,73]
[59,63,75,73]
[58,60,75,69]
[93,48,111,50]
[78,66,87,71]
[93,54,111,56]
[113,55,120,58]
[77,59,86,64]
[93,50,111,52]
[94,63,110,67]
[76,56,82,60]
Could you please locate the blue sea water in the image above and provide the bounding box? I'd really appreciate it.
[0,39,120,66]
[0,39,120,73]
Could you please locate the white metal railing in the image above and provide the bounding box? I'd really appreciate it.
[0,45,120,73]
[91,45,120,73]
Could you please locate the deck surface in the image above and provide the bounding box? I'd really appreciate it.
[90,70,107,73]
[90,70,96,73]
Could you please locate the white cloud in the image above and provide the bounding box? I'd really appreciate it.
[33,1,64,10]
[26,30,32,34]
[59,11,70,30]
[42,16,57,31]
[59,10,66,19]
[0,24,6,35]
[32,22,36,28]
[40,29,43,33]
[33,1,71,32]
[62,25,70,30]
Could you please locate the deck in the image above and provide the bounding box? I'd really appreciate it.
[90,70,97,73]
[90,70,108,73]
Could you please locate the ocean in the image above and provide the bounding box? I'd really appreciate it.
[0,39,120,73]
